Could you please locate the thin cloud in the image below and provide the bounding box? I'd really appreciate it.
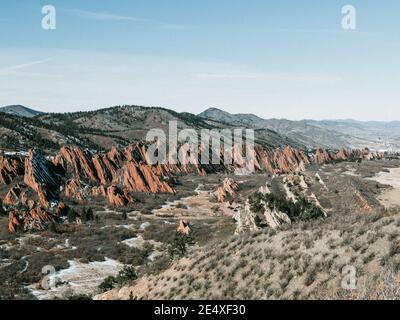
[61,8,192,30]
[62,8,149,22]
[197,72,341,82]
[275,28,382,38]
[0,58,52,76]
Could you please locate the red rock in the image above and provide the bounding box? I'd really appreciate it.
[177,220,191,235]
[122,162,175,194]
[106,185,134,207]
[336,148,348,160]
[315,148,332,165]
[0,156,24,184]
[3,184,23,206]
[92,185,106,197]
[53,146,98,182]
[65,179,85,201]
[8,211,20,233]
[214,178,238,203]
[24,150,58,208]
[55,202,69,216]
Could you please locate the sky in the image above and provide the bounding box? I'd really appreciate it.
[1,0,400,120]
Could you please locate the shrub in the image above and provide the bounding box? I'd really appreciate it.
[99,276,117,292]
[249,192,324,222]
[116,265,138,286]
[167,232,194,259]
[81,208,94,222]
[99,265,138,291]
[66,293,92,300]
[67,208,77,223]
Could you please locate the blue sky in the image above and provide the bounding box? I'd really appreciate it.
[1,0,400,120]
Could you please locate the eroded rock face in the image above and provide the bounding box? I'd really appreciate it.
[106,185,134,207]
[177,220,192,235]
[1,142,387,233]
[336,148,349,160]
[92,185,106,197]
[315,148,333,165]
[233,200,261,235]
[65,179,85,201]
[7,206,58,233]
[8,211,20,233]
[264,206,291,230]
[24,150,59,208]
[0,156,24,184]
[122,162,175,194]
[3,183,24,206]
[214,178,239,203]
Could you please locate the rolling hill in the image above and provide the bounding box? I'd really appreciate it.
[199,107,400,150]
[0,105,44,118]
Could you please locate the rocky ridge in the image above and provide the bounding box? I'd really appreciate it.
[0,144,384,233]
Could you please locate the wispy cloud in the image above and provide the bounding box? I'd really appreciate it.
[62,9,149,22]
[0,58,53,76]
[274,28,382,38]
[197,72,341,82]
[61,8,192,30]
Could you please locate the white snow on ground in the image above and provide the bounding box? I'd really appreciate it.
[140,222,151,230]
[56,239,77,250]
[367,167,400,208]
[100,224,136,230]
[121,236,144,248]
[28,258,123,300]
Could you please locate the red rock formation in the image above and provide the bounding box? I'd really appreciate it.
[24,150,58,208]
[8,206,57,233]
[53,146,98,182]
[55,202,69,216]
[122,162,175,194]
[64,179,85,201]
[0,156,24,184]
[92,185,106,197]
[106,185,134,207]
[2,143,385,233]
[315,148,333,165]
[3,183,23,206]
[214,178,239,203]
[177,220,192,235]
[336,148,348,160]
[8,211,20,233]
[274,147,309,173]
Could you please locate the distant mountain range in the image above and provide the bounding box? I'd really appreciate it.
[199,107,400,151]
[0,104,399,152]
[0,105,44,118]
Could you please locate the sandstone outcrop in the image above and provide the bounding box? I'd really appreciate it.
[264,206,291,230]
[233,200,261,235]
[7,206,58,232]
[177,220,192,235]
[24,150,59,208]
[106,185,134,207]
[336,147,349,160]
[65,179,85,201]
[214,178,239,203]
[0,155,24,184]
[122,162,175,194]
[1,142,387,232]
[315,148,333,165]
[3,183,23,206]
[8,211,20,233]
